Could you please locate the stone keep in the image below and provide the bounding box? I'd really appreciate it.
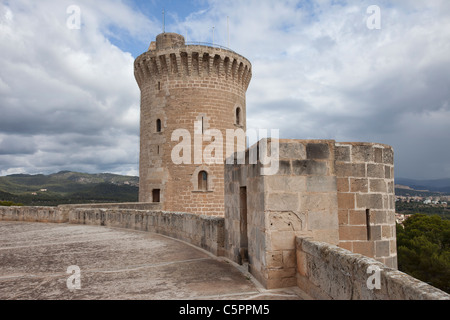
[224,140,397,288]
[134,33,252,216]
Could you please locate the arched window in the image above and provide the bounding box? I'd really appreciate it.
[156,119,162,132]
[235,107,241,126]
[198,171,208,191]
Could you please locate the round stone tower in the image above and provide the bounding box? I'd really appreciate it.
[134,32,252,216]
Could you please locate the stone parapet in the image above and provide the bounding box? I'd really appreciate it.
[0,205,224,256]
[0,206,67,223]
[69,208,224,256]
[296,237,449,300]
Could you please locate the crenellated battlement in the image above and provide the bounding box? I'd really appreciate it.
[134,39,252,91]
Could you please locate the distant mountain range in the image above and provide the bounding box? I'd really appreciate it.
[0,171,139,206]
[395,178,450,194]
[1,171,449,206]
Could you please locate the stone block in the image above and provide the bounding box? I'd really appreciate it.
[267,211,304,231]
[350,178,368,193]
[267,267,297,280]
[374,147,383,163]
[302,193,338,212]
[296,249,308,276]
[277,160,291,175]
[375,240,390,257]
[385,165,391,179]
[382,225,394,239]
[352,241,375,258]
[312,229,339,245]
[337,178,349,192]
[335,145,351,162]
[279,142,306,160]
[306,143,330,160]
[308,210,338,230]
[283,250,296,268]
[266,193,299,211]
[371,210,387,224]
[389,195,395,210]
[338,241,352,252]
[335,163,365,178]
[387,181,394,193]
[265,175,306,193]
[338,193,355,209]
[369,179,387,193]
[367,164,385,178]
[266,276,297,289]
[306,176,337,192]
[268,231,296,250]
[339,226,367,241]
[338,209,349,225]
[352,145,374,162]
[390,239,397,255]
[292,160,328,176]
[348,210,366,225]
[383,148,394,165]
[266,251,283,269]
[370,225,382,241]
[356,194,383,210]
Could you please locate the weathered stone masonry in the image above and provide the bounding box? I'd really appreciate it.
[224,139,397,289]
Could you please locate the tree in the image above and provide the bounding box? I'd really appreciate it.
[397,214,450,293]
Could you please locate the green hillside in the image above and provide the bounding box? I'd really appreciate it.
[0,171,139,206]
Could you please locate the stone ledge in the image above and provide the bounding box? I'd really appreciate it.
[296,237,450,300]
[0,205,224,257]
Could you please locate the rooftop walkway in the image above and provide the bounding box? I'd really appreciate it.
[0,221,309,300]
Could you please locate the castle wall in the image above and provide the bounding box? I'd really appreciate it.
[296,237,449,300]
[224,138,397,288]
[0,206,66,223]
[224,139,340,289]
[0,205,224,256]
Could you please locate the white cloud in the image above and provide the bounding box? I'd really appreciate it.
[0,0,149,175]
[0,0,449,180]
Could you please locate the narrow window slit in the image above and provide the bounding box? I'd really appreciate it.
[366,209,371,240]
[156,119,162,132]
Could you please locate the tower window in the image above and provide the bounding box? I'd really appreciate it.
[366,209,371,240]
[201,116,204,134]
[156,119,162,132]
[152,189,160,203]
[198,171,208,191]
[235,107,241,126]
[158,81,161,90]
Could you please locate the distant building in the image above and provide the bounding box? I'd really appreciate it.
[396,213,412,225]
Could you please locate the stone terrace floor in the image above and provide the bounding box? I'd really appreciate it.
[0,221,310,300]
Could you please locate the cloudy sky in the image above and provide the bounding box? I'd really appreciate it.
[0,0,449,180]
